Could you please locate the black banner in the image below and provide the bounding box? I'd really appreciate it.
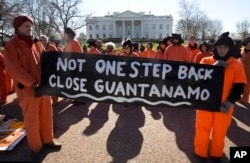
[37,51,224,111]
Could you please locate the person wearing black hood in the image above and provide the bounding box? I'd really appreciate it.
[155,40,167,59]
[194,32,247,162]
[163,33,188,61]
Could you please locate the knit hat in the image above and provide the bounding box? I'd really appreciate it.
[13,14,33,30]
[171,33,184,44]
[64,27,76,37]
[211,32,234,48]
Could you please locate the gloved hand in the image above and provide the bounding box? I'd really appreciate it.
[220,100,233,114]
[33,82,41,97]
[213,60,228,68]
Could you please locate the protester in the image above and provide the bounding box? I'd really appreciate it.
[39,35,59,106]
[194,42,213,63]
[0,52,7,105]
[96,39,105,54]
[120,39,139,57]
[105,42,117,55]
[162,36,172,47]
[3,14,61,159]
[139,43,145,53]
[141,42,156,58]
[186,36,200,62]
[132,42,141,56]
[163,33,189,61]
[239,38,250,103]
[64,27,83,53]
[64,27,84,105]
[87,40,101,54]
[194,32,247,162]
[155,40,167,59]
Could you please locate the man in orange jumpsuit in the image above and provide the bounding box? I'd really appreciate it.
[194,32,247,162]
[0,52,7,105]
[186,36,200,62]
[3,14,61,158]
[163,33,189,62]
[87,40,101,54]
[64,27,84,105]
[64,27,83,53]
[141,42,156,58]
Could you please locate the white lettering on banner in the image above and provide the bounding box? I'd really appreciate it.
[95,59,126,76]
[178,65,213,81]
[49,74,87,92]
[94,79,210,100]
[56,57,86,72]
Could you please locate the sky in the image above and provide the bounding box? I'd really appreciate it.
[80,0,250,34]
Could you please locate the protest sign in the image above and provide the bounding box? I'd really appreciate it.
[37,52,224,111]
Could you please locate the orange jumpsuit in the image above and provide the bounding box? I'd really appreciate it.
[194,51,213,64]
[163,44,189,62]
[3,34,54,152]
[87,48,101,54]
[141,49,156,58]
[155,48,165,60]
[64,38,83,53]
[240,50,250,103]
[0,53,7,103]
[194,56,247,157]
[186,45,200,62]
[5,72,15,94]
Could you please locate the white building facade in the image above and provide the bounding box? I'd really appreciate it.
[86,10,173,40]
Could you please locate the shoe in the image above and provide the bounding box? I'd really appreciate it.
[30,150,44,161]
[43,141,62,150]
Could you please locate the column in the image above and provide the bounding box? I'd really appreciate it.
[141,20,143,39]
[132,20,134,39]
[122,20,125,39]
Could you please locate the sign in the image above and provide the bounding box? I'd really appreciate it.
[0,129,26,151]
[36,52,224,111]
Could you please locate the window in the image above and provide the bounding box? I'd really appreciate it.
[96,34,99,38]
[103,25,105,30]
[109,34,112,38]
[96,25,99,30]
[167,24,169,30]
[103,34,106,39]
[153,24,155,30]
[89,34,93,39]
[109,24,112,30]
[159,24,162,30]
[89,25,92,30]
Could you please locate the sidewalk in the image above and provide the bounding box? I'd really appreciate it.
[0,93,249,163]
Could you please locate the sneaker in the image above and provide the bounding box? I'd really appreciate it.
[43,141,62,150]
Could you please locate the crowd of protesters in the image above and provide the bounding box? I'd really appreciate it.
[0,13,249,163]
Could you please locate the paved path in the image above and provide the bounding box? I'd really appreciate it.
[0,93,249,163]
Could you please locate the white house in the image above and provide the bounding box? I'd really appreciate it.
[86,10,173,40]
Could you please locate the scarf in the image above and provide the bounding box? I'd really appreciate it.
[15,31,34,47]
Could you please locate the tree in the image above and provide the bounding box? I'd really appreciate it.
[176,0,223,41]
[0,0,25,44]
[207,19,223,41]
[236,19,250,39]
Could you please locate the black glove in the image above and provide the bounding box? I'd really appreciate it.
[213,60,228,68]
[33,82,41,97]
[220,100,233,114]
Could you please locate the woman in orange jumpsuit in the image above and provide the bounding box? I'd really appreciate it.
[3,14,61,156]
[194,32,247,162]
